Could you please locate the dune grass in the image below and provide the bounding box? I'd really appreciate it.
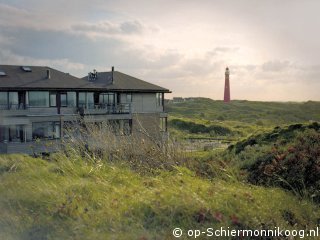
[1,154,319,239]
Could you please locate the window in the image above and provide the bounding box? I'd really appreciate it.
[28,91,49,107]
[8,92,18,109]
[126,93,132,103]
[60,93,67,107]
[156,93,163,106]
[50,92,56,107]
[0,125,24,142]
[160,117,167,132]
[67,92,76,107]
[99,93,115,105]
[78,92,94,109]
[0,92,8,109]
[87,92,94,108]
[0,126,8,142]
[32,122,60,140]
[78,92,86,108]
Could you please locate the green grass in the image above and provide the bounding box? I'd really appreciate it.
[1,154,320,239]
[166,98,320,140]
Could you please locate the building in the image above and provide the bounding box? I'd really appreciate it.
[223,67,230,102]
[0,65,170,154]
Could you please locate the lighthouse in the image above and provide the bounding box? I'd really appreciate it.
[224,67,231,102]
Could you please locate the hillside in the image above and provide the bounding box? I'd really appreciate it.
[166,98,320,124]
[166,98,320,140]
[1,100,320,239]
[1,154,320,239]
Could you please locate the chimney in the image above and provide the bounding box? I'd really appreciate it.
[111,66,114,84]
[46,69,51,79]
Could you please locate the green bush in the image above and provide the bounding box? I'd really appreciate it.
[170,119,231,135]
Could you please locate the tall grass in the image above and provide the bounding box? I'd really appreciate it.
[58,120,186,174]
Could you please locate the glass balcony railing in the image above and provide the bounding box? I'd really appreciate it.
[0,103,27,110]
[78,103,131,114]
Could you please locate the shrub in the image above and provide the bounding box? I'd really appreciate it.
[247,129,320,202]
[170,119,231,136]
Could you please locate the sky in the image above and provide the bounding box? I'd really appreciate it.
[0,0,319,101]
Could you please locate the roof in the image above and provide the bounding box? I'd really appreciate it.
[81,71,170,92]
[0,65,170,93]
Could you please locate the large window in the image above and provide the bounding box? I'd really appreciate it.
[99,93,115,105]
[50,92,56,107]
[29,91,49,107]
[8,92,18,108]
[0,92,19,109]
[60,93,67,107]
[79,92,94,109]
[0,125,24,142]
[32,122,60,139]
[67,92,76,107]
[0,92,8,109]
[126,93,132,103]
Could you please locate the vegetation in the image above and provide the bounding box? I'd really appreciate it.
[1,154,320,239]
[166,98,320,139]
[1,99,320,239]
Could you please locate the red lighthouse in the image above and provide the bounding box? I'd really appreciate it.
[224,67,231,102]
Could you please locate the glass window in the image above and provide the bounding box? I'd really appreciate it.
[0,126,9,142]
[67,92,76,107]
[32,122,60,139]
[156,93,163,106]
[0,92,8,109]
[99,93,115,105]
[9,92,18,104]
[9,125,24,142]
[78,92,94,109]
[87,92,94,109]
[50,92,56,107]
[126,93,132,103]
[60,93,67,107]
[79,92,86,108]
[29,91,49,107]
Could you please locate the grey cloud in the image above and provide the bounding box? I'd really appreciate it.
[71,20,145,35]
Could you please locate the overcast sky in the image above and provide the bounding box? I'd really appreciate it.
[0,0,319,101]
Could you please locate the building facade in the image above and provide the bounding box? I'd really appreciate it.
[0,65,170,154]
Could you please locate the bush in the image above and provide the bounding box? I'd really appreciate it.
[170,119,231,135]
[247,129,320,202]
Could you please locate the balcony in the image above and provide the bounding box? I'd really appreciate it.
[0,103,27,110]
[78,103,131,115]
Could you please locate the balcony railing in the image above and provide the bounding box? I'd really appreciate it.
[0,103,131,115]
[0,103,27,110]
[78,103,131,115]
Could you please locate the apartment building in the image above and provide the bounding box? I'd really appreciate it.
[0,65,170,154]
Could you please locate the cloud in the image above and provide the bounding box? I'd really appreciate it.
[262,60,291,72]
[0,49,85,72]
[71,20,145,36]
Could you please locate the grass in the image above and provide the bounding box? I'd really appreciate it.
[1,99,320,239]
[166,98,320,140]
[1,154,320,239]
